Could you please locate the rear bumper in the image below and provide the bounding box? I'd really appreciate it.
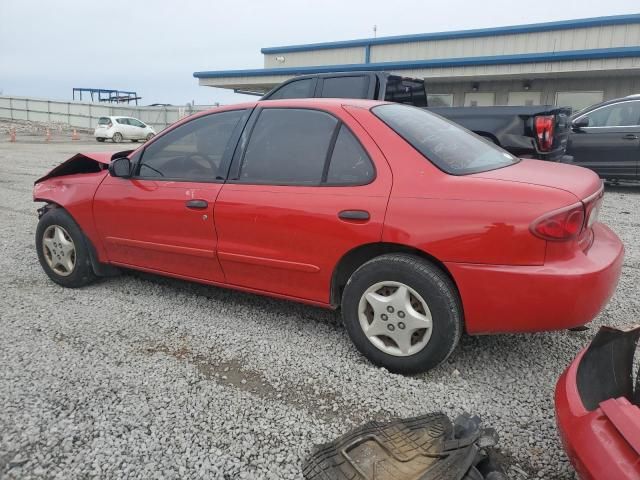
[446,223,623,334]
[94,128,114,139]
[555,327,640,480]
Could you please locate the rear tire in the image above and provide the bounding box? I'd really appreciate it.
[36,208,97,288]
[112,132,123,143]
[96,137,105,142]
[341,253,462,374]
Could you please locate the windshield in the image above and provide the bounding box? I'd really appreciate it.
[373,103,519,175]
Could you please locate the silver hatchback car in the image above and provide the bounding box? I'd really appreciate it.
[94,116,156,143]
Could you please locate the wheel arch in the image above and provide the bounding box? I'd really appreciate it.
[330,242,460,308]
[36,202,118,277]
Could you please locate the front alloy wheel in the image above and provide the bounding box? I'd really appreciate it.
[36,208,97,288]
[42,225,76,276]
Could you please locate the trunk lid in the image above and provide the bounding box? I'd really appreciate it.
[470,159,602,201]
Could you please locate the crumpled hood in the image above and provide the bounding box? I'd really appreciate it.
[470,159,602,201]
[34,150,132,184]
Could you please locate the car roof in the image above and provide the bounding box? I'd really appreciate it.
[196,98,388,116]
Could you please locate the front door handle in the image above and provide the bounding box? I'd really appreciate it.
[622,134,639,140]
[338,210,370,221]
[185,199,208,209]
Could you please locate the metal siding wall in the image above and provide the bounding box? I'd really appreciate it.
[387,57,640,80]
[369,25,640,63]
[264,47,365,68]
[425,75,640,107]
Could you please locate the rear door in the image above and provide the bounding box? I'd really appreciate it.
[214,105,392,304]
[568,100,640,179]
[93,109,249,282]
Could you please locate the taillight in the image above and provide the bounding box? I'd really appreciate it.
[585,190,604,229]
[531,203,585,241]
[534,115,555,152]
[107,122,113,128]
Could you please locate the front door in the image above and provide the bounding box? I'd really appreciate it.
[568,100,640,179]
[214,106,392,304]
[93,108,250,282]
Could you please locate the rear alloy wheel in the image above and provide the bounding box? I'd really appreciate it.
[145,133,155,142]
[341,254,462,374]
[112,132,123,143]
[36,208,97,288]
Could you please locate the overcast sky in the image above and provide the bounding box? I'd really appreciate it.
[0,0,637,106]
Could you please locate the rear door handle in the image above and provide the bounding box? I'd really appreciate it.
[185,199,208,209]
[338,210,370,221]
[622,134,638,140]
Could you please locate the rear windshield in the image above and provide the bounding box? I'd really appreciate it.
[98,117,111,125]
[373,103,519,175]
[384,76,427,107]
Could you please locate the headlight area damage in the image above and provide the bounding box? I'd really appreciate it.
[34,150,132,184]
[556,326,640,480]
[303,413,507,480]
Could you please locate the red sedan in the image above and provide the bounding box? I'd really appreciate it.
[33,99,623,373]
[556,326,640,479]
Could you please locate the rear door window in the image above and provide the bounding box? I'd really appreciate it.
[373,103,518,175]
[238,109,337,185]
[385,77,427,107]
[326,125,374,185]
[266,79,315,100]
[320,76,369,99]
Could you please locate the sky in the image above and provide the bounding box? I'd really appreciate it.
[0,0,638,106]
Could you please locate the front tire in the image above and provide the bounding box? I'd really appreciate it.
[36,208,97,288]
[112,132,123,143]
[145,133,155,142]
[96,137,105,142]
[341,254,462,374]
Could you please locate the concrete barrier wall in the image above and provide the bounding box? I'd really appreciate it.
[0,96,216,132]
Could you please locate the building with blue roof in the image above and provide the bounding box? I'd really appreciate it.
[194,14,640,110]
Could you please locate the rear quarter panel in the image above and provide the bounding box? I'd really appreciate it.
[345,105,576,266]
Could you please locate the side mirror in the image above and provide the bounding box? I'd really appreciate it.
[109,157,132,178]
[572,117,589,130]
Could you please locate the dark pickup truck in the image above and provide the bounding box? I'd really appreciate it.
[262,71,571,161]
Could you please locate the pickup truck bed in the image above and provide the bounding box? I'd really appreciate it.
[429,105,571,161]
[262,71,571,161]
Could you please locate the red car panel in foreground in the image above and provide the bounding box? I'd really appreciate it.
[556,326,640,479]
[33,99,623,373]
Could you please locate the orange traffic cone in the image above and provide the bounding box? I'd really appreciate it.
[71,129,79,141]
[46,128,51,142]
[9,128,16,142]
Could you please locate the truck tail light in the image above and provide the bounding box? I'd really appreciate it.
[531,203,585,241]
[534,115,555,152]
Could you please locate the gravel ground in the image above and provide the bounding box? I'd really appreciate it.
[1,140,639,479]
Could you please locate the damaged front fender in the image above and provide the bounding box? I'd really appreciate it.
[34,150,133,184]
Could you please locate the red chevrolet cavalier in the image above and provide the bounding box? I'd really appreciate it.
[33,99,623,373]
